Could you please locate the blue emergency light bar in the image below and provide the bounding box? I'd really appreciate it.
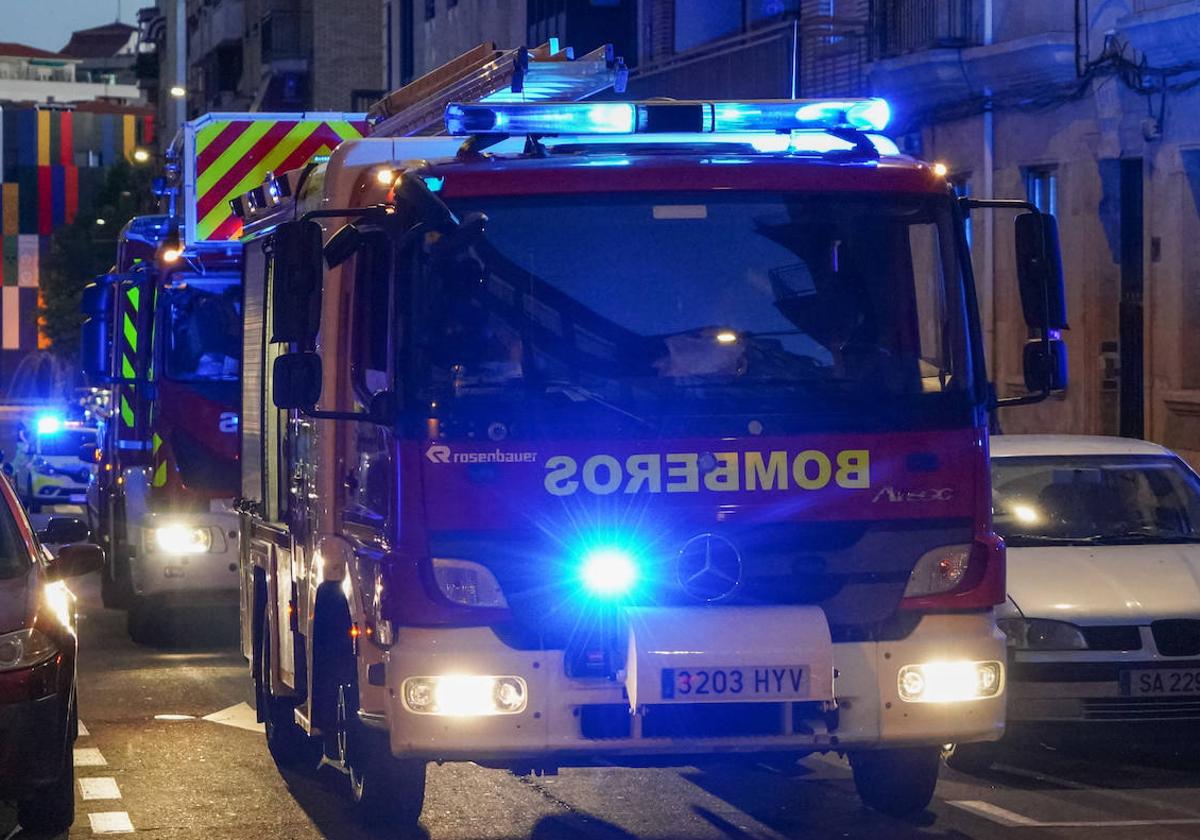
[444,98,891,137]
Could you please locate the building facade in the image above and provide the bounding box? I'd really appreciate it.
[868,0,1200,465]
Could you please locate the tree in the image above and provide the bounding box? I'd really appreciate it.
[40,161,158,360]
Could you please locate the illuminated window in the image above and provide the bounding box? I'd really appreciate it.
[1023,166,1058,217]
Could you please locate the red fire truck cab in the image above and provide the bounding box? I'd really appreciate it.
[238,97,1067,823]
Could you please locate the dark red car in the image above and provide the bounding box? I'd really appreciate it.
[0,474,102,832]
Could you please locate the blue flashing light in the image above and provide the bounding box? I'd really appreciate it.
[36,415,64,436]
[421,175,445,193]
[579,546,639,598]
[444,98,891,137]
[446,102,635,136]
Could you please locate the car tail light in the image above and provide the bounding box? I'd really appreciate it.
[899,533,1005,611]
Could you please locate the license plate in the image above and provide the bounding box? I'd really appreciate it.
[661,666,807,701]
[1124,668,1200,696]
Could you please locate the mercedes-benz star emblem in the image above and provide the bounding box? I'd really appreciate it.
[675,533,743,603]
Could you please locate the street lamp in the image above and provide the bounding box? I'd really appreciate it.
[132,148,151,164]
[169,85,186,99]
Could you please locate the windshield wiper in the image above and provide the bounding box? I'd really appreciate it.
[1088,530,1200,545]
[542,382,654,429]
[1002,533,1106,546]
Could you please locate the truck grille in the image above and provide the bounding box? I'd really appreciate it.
[1082,697,1200,722]
[1151,620,1200,657]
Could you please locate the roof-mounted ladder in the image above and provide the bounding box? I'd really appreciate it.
[369,39,628,138]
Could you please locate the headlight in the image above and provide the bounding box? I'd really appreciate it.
[903,544,971,598]
[897,660,1004,703]
[0,628,57,672]
[151,524,213,555]
[997,618,1087,650]
[401,675,527,716]
[431,558,508,608]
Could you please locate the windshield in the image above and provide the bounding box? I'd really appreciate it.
[413,191,968,422]
[992,455,1200,546]
[161,278,242,382]
[38,429,96,457]
[0,482,29,579]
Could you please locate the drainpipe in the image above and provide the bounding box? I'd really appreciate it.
[983,0,996,369]
[175,0,186,133]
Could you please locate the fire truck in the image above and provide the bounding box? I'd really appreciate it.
[236,44,1067,822]
[80,113,367,641]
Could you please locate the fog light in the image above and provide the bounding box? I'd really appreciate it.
[401,675,527,716]
[897,661,1003,703]
[152,524,213,555]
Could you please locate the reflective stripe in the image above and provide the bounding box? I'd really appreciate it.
[153,461,167,487]
[121,354,135,379]
[120,395,134,428]
[127,286,139,312]
[122,312,137,352]
[116,440,150,450]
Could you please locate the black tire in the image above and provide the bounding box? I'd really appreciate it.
[336,682,426,827]
[100,506,135,610]
[18,699,76,832]
[943,741,997,774]
[127,597,158,644]
[850,747,941,817]
[258,608,316,768]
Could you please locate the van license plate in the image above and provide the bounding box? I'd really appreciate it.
[1124,668,1200,696]
[661,666,807,701]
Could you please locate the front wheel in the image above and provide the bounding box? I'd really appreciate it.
[17,702,76,832]
[850,747,940,817]
[336,682,426,827]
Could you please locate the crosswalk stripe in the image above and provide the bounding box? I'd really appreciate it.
[79,777,122,800]
[87,811,134,834]
[73,747,107,767]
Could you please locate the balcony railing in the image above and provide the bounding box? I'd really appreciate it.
[872,0,981,58]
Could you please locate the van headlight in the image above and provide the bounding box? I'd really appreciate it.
[431,558,508,608]
[997,618,1087,650]
[150,524,213,555]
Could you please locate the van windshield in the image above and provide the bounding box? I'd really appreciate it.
[410,191,968,420]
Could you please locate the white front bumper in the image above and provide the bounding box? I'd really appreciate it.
[131,509,240,600]
[376,611,1006,764]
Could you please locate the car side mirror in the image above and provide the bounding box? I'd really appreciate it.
[272,352,322,410]
[48,542,105,580]
[323,222,361,269]
[39,516,92,546]
[79,442,99,464]
[1023,337,1068,394]
[270,220,324,344]
[1014,212,1068,331]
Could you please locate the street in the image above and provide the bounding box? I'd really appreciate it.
[6,538,1200,840]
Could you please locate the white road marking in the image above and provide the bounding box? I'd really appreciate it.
[79,777,122,801]
[994,761,1200,819]
[950,800,1200,828]
[73,747,107,767]
[202,701,264,733]
[154,713,196,721]
[87,811,134,834]
[949,801,1038,826]
[77,720,89,736]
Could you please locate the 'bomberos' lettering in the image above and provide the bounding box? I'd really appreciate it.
[543,450,870,496]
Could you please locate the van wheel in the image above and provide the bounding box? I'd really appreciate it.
[943,741,997,774]
[335,681,425,827]
[258,609,315,768]
[850,747,940,817]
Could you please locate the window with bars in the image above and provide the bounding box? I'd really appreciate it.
[1023,166,1058,217]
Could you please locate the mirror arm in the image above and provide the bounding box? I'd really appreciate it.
[298,406,373,422]
[300,204,392,223]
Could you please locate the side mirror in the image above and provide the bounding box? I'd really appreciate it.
[323,223,361,269]
[270,220,324,344]
[366,390,399,424]
[80,317,111,382]
[1014,212,1068,330]
[48,543,105,580]
[1023,337,1069,393]
[272,352,322,409]
[80,280,113,316]
[79,442,99,464]
[39,516,92,546]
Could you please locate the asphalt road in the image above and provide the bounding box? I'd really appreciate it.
[8,514,1200,838]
